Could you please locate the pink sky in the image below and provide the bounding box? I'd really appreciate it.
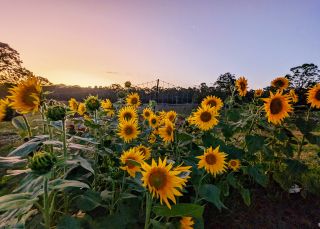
[1,0,320,88]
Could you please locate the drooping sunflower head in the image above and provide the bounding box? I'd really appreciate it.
[271,77,289,90]
[46,105,67,121]
[120,147,144,177]
[180,217,195,229]
[141,157,191,209]
[254,89,263,97]
[201,95,223,111]
[228,159,241,171]
[188,105,219,131]
[166,110,177,123]
[101,99,113,111]
[8,76,42,114]
[262,91,293,125]
[0,98,15,122]
[118,106,138,122]
[126,92,141,108]
[142,107,153,120]
[118,119,140,143]
[158,120,175,143]
[68,98,79,112]
[85,95,101,112]
[135,144,152,160]
[197,146,227,177]
[289,89,299,103]
[307,83,320,108]
[28,151,57,175]
[149,113,159,128]
[235,76,248,97]
[77,103,86,116]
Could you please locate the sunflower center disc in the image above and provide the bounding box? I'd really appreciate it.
[230,161,237,167]
[205,154,217,165]
[208,100,217,107]
[131,98,138,104]
[200,111,212,122]
[275,80,284,87]
[270,98,283,114]
[23,87,38,106]
[315,90,320,101]
[149,169,167,189]
[126,157,136,169]
[240,82,246,91]
[124,112,132,120]
[145,111,150,117]
[125,126,133,135]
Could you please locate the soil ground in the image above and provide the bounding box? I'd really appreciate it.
[205,184,320,229]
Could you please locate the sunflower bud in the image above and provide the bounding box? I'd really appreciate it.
[28,151,57,174]
[46,105,67,121]
[124,81,132,88]
[85,96,101,112]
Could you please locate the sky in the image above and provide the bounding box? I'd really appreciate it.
[1,0,320,88]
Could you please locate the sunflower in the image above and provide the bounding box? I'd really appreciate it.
[118,106,138,121]
[158,120,174,143]
[148,133,157,144]
[141,157,191,209]
[180,217,194,229]
[8,76,42,114]
[0,98,15,122]
[201,95,223,111]
[228,159,241,171]
[126,92,141,107]
[85,95,101,112]
[120,147,145,177]
[142,107,153,120]
[149,113,159,128]
[262,90,293,125]
[188,105,218,131]
[289,89,299,103]
[197,146,227,177]
[118,119,140,143]
[106,109,115,117]
[166,110,177,122]
[77,103,86,116]
[68,98,79,112]
[271,77,289,90]
[158,110,167,120]
[135,145,152,160]
[101,99,113,111]
[235,77,248,97]
[307,83,320,108]
[254,89,263,97]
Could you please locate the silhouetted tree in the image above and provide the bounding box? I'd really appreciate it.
[214,72,236,94]
[285,63,320,90]
[0,42,51,85]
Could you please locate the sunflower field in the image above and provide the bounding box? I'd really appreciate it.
[0,75,320,228]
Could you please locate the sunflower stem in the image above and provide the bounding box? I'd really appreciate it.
[194,173,208,204]
[43,176,50,229]
[62,119,68,174]
[22,114,32,139]
[144,192,152,229]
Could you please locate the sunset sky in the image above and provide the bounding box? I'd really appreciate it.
[1,0,320,88]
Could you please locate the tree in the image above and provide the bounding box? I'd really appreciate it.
[0,42,51,85]
[214,72,236,94]
[285,63,320,90]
